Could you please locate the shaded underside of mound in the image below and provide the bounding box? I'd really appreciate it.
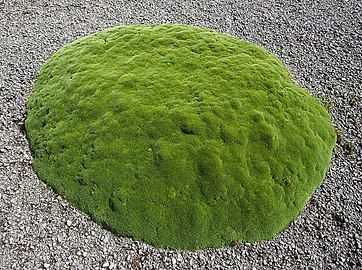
[25,24,336,250]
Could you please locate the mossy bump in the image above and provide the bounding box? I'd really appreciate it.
[25,24,336,250]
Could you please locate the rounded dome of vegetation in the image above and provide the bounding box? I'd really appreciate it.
[26,24,336,250]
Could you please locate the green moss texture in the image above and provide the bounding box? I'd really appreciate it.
[25,24,336,250]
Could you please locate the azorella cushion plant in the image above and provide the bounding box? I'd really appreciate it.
[25,24,336,250]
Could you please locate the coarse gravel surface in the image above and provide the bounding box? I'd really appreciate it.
[0,0,361,269]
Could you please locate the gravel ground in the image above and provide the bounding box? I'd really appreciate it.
[0,0,361,269]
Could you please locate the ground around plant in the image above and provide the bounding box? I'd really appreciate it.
[0,1,361,269]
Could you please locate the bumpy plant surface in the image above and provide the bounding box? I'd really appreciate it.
[26,24,336,250]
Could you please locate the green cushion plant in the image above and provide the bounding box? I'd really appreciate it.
[25,24,336,250]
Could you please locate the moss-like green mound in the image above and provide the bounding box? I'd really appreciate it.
[25,24,336,250]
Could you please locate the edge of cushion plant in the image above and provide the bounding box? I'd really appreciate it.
[25,24,336,251]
